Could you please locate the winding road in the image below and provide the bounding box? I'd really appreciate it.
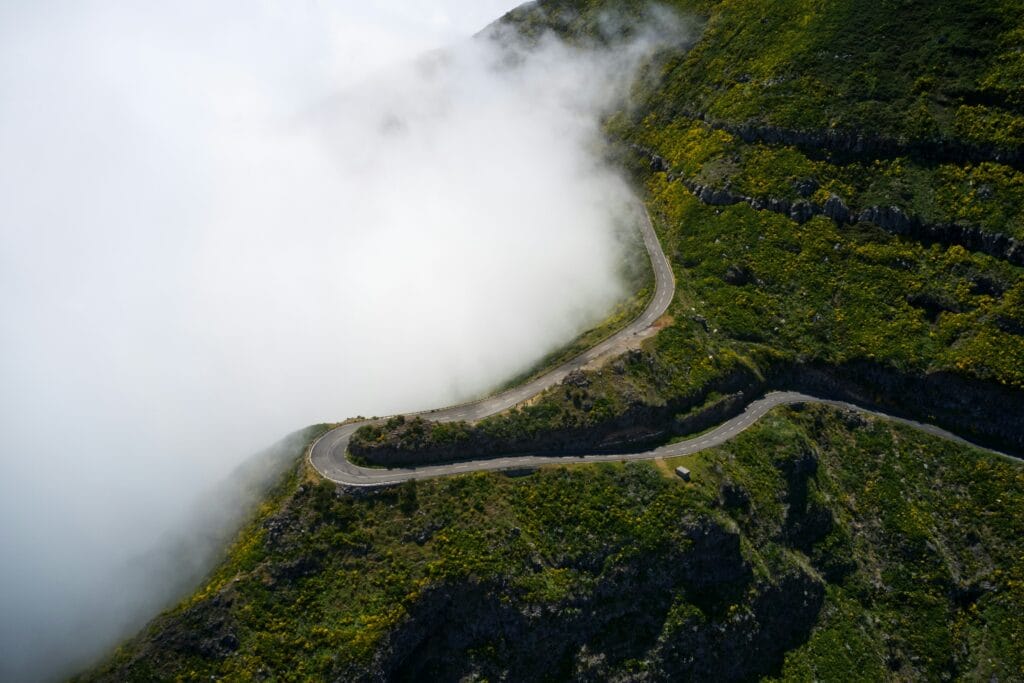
[310,206,1014,486]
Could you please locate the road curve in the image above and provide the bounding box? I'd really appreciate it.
[310,206,1014,487]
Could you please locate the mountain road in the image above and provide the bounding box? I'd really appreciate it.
[310,205,1015,486]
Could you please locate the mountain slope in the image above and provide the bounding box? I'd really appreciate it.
[359,0,1024,462]
[78,1,1024,680]
[81,407,1023,681]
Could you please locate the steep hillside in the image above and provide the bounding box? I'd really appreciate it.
[359,0,1024,462]
[78,1,1024,680]
[82,407,1023,681]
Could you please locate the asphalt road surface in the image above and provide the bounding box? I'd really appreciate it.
[310,207,1014,487]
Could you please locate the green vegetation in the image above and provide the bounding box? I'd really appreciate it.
[672,1,1022,147]
[624,114,1024,242]
[516,0,1024,155]
[645,180,1024,384]
[80,1,1024,679]
[357,180,1024,459]
[674,408,1024,681]
[81,407,1024,681]
[363,0,1024,461]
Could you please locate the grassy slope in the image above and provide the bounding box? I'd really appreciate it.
[646,0,1024,147]
[81,1,1024,680]
[356,0,1024,460]
[509,0,1024,148]
[82,408,1023,681]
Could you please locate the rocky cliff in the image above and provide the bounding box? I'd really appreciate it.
[641,146,1024,266]
[79,405,1024,681]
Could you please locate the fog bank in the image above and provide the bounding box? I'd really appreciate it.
[0,2,686,680]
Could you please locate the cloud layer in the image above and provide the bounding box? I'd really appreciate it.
[0,2,683,680]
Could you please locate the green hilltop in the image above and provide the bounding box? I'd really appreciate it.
[81,1,1024,681]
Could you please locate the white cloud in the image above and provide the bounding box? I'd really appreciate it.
[0,2,683,680]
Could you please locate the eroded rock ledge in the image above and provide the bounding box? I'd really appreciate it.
[350,359,1024,468]
[643,148,1024,267]
[355,516,824,682]
[681,110,1024,171]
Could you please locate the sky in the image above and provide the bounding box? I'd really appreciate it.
[0,1,680,680]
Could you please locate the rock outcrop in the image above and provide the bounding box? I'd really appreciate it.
[353,356,1024,468]
[690,111,1024,171]
[349,363,764,466]
[351,516,823,683]
[643,146,1024,266]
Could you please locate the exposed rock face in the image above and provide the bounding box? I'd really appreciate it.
[697,183,741,206]
[789,200,816,224]
[350,365,764,466]
[718,481,751,511]
[151,592,241,661]
[637,145,1024,266]
[649,572,824,682]
[905,290,962,322]
[347,516,823,683]
[858,206,1024,264]
[777,361,1024,453]
[693,111,1024,170]
[355,355,1024,468]
[564,369,590,388]
[723,263,754,285]
[996,314,1024,336]
[792,177,819,198]
[776,449,834,553]
[822,194,851,223]
[674,391,749,436]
